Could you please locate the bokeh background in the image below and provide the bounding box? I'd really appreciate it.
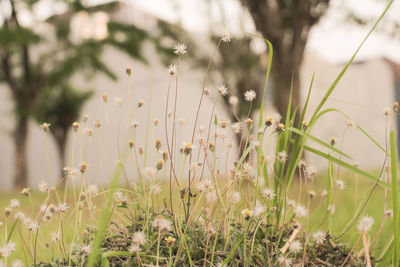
[1,0,400,189]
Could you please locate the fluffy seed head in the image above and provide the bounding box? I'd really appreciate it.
[357,216,374,233]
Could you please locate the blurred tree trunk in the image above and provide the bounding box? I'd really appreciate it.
[13,116,28,189]
[240,0,330,120]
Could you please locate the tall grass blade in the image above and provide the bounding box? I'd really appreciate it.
[390,130,399,266]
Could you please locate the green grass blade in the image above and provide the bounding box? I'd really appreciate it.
[390,130,399,266]
[309,0,394,126]
[304,145,390,189]
[88,163,123,267]
[7,219,19,242]
[289,127,352,159]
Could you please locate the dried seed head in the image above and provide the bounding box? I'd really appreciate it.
[138,99,144,108]
[20,188,30,197]
[245,118,253,129]
[128,139,135,149]
[102,93,108,103]
[162,150,168,161]
[394,102,399,112]
[139,146,144,155]
[72,122,79,132]
[265,116,273,127]
[302,120,309,129]
[208,141,215,152]
[156,159,164,171]
[184,142,193,155]
[155,138,162,150]
[94,119,102,128]
[80,161,87,174]
[276,123,285,132]
[126,66,132,76]
[166,236,176,247]
[5,207,11,217]
[330,137,336,146]
[384,108,391,116]
[40,122,51,133]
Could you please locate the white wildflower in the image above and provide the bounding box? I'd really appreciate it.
[38,181,49,192]
[168,64,177,77]
[293,204,307,217]
[51,232,61,242]
[262,188,276,200]
[128,244,141,253]
[229,96,239,106]
[132,231,146,245]
[174,43,187,55]
[312,231,326,245]
[289,240,302,253]
[221,32,231,42]
[217,84,229,96]
[357,216,374,233]
[9,199,19,209]
[244,90,256,102]
[277,151,288,163]
[335,180,345,190]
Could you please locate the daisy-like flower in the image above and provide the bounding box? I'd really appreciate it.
[9,199,19,209]
[152,215,172,232]
[231,122,241,135]
[168,64,177,77]
[229,192,241,204]
[144,167,157,179]
[244,90,256,102]
[81,245,91,254]
[277,151,288,163]
[0,242,16,257]
[289,240,302,253]
[278,256,293,267]
[152,184,162,195]
[14,212,26,220]
[221,32,231,42]
[385,209,393,218]
[357,216,374,233]
[305,166,317,179]
[205,190,217,204]
[51,232,61,242]
[12,259,23,267]
[229,96,239,106]
[253,201,266,217]
[132,231,146,245]
[335,180,345,190]
[87,185,99,197]
[312,230,326,245]
[293,204,307,217]
[128,244,141,253]
[26,220,39,232]
[57,203,69,213]
[217,84,229,96]
[38,181,49,192]
[174,43,187,55]
[262,188,276,200]
[327,204,336,215]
